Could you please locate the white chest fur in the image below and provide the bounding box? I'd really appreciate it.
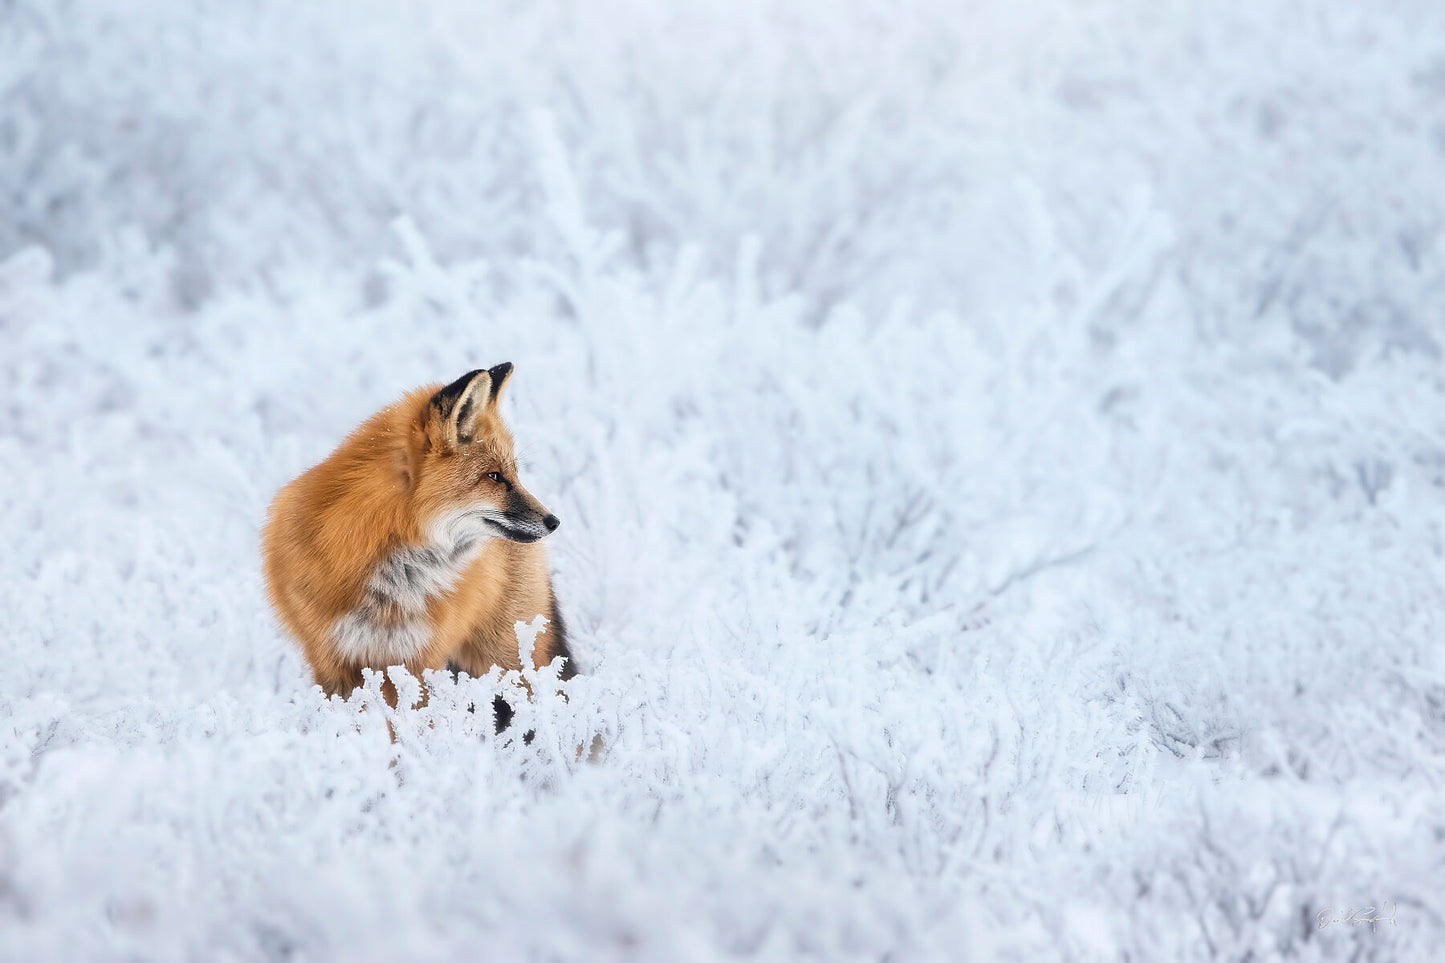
[330,511,493,665]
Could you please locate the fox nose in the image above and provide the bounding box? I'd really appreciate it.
[542,514,560,532]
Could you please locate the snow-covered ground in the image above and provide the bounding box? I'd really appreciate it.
[3,1,1444,959]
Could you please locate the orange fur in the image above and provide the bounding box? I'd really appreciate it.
[262,365,573,704]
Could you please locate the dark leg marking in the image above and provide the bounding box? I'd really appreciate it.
[493,695,514,732]
[549,592,577,681]
[492,696,535,744]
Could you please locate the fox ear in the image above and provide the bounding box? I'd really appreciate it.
[430,368,491,447]
[485,361,513,409]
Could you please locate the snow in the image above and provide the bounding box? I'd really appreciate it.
[3,0,1444,959]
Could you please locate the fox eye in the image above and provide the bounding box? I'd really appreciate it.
[486,472,504,484]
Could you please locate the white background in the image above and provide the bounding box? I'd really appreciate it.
[2,1,1443,959]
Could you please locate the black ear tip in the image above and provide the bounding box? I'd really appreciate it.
[433,368,487,410]
[485,362,514,404]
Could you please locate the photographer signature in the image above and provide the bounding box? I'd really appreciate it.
[1317,902,1397,933]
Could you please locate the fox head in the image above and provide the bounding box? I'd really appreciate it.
[404,363,559,545]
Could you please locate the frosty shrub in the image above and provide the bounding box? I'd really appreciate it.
[2,0,1443,960]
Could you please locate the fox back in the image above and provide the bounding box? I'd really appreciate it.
[262,363,573,700]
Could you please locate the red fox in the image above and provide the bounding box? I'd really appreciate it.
[262,363,573,714]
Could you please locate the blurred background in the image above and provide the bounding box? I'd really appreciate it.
[2,1,1443,960]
